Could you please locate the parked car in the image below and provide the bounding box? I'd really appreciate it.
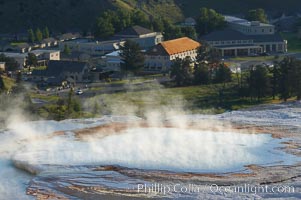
[76,89,83,95]
[260,52,270,56]
[249,53,259,57]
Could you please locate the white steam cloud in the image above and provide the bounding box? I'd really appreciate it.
[0,82,298,199]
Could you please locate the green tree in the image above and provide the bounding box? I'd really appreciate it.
[270,61,281,100]
[193,63,210,85]
[0,53,19,71]
[120,40,145,76]
[94,17,115,39]
[278,57,293,101]
[162,19,184,40]
[170,57,194,86]
[132,10,149,28]
[28,29,35,43]
[181,27,197,40]
[0,75,5,92]
[214,63,232,84]
[43,26,50,38]
[115,9,132,31]
[35,28,43,42]
[288,58,301,100]
[67,88,74,115]
[196,42,221,64]
[196,7,225,35]
[63,44,71,55]
[249,65,270,101]
[26,53,37,67]
[246,8,268,23]
[151,17,164,32]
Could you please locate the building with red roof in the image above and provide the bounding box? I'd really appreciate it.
[145,37,200,72]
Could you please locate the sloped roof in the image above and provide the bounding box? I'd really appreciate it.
[201,29,251,41]
[160,37,200,55]
[252,33,285,43]
[201,28,285,43]
[116,25,154,36]
[45,60,88,77]
[42,37,57,43]
[147,44,169,56]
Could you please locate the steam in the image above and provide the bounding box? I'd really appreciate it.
[0,81,298,199]
[14,127,288,173]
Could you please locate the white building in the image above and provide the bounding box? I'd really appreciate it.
[30,49,60,61]
[201,16,287,57]
[225,16,275,35]
[145,37,200,72]
[114,25,164,50]
[0,52,27,68]
[59,39,122,56]
[104,51,123,71]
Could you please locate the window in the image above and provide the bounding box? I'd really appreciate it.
[262,29,264,32]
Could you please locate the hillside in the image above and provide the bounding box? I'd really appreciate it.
[175,0,301,17]
[0,0,301,34]
[0,0,114,33]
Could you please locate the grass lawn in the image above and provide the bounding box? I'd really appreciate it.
[32,66,47,70]
[30,93,60,102]
[230,56,279,61]
[2,75,15,91]
[10,42,26,46]
[280,32,301,52]
[87,81,280,116]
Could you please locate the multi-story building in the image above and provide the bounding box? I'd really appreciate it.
[201,16,287,57]
[59,38,123,56]
[145,37,200,72]
[0,52,27,68]
[59,26,164,56]
[30,50,60,61]
[113,25,164,50]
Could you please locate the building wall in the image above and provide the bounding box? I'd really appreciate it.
[256,41,287,52]
[207,39,254,46]
[48,52,60,60]
[60,40,120,55]
[132,34,164,50]
[145,49,198,72]
[0,63,5,71]
[229,22,275,35]
[62,70,89,82]
[145,55,171,71]
[207,39,287,55]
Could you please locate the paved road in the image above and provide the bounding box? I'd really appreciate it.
[35,77,171,101]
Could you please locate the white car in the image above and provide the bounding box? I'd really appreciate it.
[76,90,83,95]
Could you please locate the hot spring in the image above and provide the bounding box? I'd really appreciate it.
[0,112,300,199]
[13,127,296,174]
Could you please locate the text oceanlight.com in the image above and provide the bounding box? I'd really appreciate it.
[136,183,295,195]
